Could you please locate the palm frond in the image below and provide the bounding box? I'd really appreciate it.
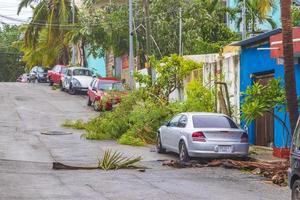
[98,149,142,170]
[17,0,35,15]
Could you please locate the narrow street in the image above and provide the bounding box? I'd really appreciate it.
[0,82,290,200]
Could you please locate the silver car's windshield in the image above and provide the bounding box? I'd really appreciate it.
[192,115,238,129]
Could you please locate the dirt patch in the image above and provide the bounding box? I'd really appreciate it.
[162,159,289,186]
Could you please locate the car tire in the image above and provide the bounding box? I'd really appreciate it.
[292,179,300,200]
[60,81,64,91]
[93,100,100,111]
[69,85,76,95]
[179,141,190,162]
[87,97,92,106]
[49,78,53,86]
[156,133,166,153]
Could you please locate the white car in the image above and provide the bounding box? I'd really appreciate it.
[62,67,93,95]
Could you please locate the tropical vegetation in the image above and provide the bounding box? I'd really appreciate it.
[235,0,277,34]
[64,55,214,146]
[0,24,24,82]
[17,0,77,68]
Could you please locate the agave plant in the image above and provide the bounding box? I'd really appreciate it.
[98,150,142,170]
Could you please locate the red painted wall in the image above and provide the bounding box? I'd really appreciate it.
[270,27,300,58]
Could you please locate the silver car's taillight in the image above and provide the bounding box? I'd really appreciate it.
[241,132,248,143]
[192,132,206,142]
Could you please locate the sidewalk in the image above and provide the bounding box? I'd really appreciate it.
[249,146,288,163]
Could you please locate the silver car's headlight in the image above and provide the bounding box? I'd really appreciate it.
[72,78,81,87]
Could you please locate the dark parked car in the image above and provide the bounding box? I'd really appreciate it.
[28,66,48,83]
[289,118,300,200]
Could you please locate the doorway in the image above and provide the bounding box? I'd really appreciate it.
[253,72,274,147]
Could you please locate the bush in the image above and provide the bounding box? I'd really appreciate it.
[185,80,214,112]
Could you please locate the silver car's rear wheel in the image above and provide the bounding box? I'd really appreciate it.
[292,180,300,200]
[179,141,190,162]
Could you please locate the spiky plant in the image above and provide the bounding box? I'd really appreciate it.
[98,150,142,170]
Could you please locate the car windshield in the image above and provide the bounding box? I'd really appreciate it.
[98,81,124,91]
[37,67,46,73]
[61,68,67,74]
[73,69,92,76]
[192,115,238,129]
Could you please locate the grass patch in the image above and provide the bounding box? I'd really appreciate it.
[52,85,60,90]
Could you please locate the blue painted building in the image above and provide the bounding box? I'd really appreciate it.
[85,48,106,77]
[232,29,300,150]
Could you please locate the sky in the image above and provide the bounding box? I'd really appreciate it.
[0,0,32,25]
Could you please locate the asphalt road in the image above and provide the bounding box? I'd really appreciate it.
[0,82,291,200]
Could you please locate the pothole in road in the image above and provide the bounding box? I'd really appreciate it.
[15,96,34,101]
[41,131,73,135]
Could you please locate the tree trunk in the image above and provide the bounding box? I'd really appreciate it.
[281,0,299,133]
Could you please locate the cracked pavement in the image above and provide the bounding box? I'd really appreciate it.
[0,82,291,200]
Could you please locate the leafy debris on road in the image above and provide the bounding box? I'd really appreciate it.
[53,150,143,171]
[162,159,289,186]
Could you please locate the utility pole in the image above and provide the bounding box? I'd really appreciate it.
[129,0,134,89]
[143,0,152,80]
[71,0,76,65]
[242,0,247,40]
[179,7,182,56]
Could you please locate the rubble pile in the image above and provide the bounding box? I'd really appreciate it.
[162,159,289,186]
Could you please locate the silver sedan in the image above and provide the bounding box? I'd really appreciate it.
[156,112,249,162]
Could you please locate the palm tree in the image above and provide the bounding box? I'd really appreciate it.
[18,0,76,68]
[236,0,277,34]
[281,0,299,133]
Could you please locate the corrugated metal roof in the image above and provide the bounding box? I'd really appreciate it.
[231,28,282,47]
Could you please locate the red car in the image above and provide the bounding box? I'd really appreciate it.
[87,77,127,111]
[47,65,67,86]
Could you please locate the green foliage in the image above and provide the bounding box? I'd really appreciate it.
[241,79,286,125]
[235,0,277,33]
[185,80,214,112]
[18,0,76,68]
[118,132,145,146]
[0,24,24,82]
[83,90,142,141]
[135,54,203,100]
[98,149,142,170]
[78,0,238,58]
[62,119,87,130]
[76,4,128,58]
[75,55,211,146]
[292,5,300,27]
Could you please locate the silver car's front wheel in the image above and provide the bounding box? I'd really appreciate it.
[179,141,190,162]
